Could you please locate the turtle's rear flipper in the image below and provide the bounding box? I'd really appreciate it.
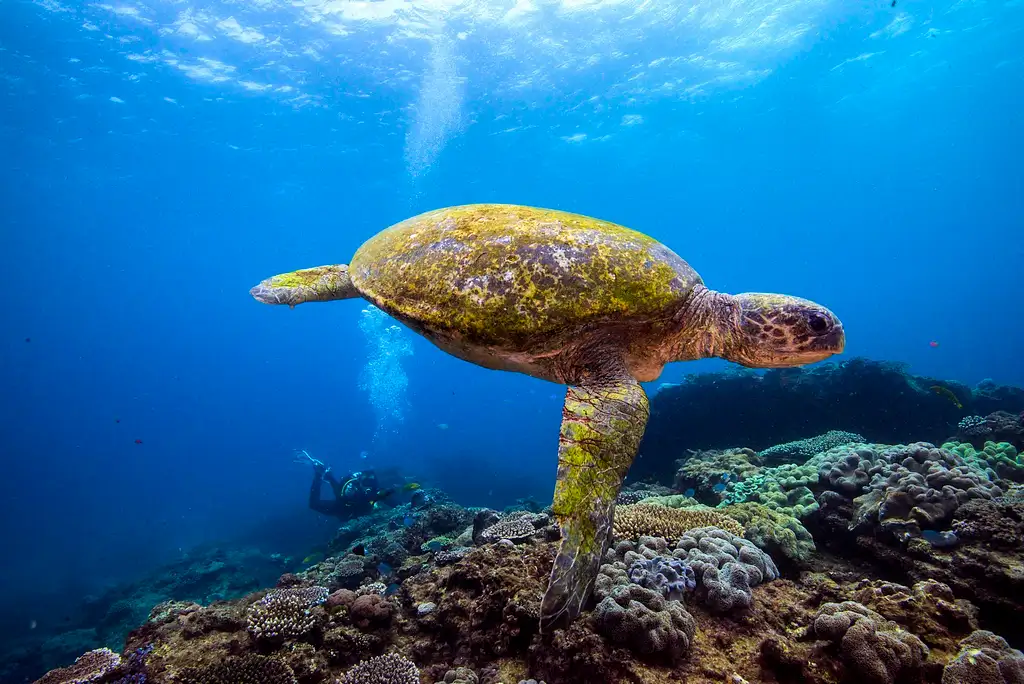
[250,264,360,307]
[540,373,650,633]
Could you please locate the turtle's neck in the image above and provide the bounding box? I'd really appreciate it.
[666,286,738,363]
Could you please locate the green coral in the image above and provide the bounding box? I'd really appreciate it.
[421,536,455,553]
[721,502,815,564]
[719,460,820,518]
[673,447,763,499]
[639,494,700,509]
[943,441,1023,483]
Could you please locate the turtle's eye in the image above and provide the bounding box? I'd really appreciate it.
[808,312,830,333]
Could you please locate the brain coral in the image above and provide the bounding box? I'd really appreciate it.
[613,504,744,540]
[592,582,697,663]
[339,653,420,684]
[849,442,1003,538]
[178,655,298,684]
[674,527,779,613]
[813,601,928,684]
[245,586,329,639]
[36,648,121,684]
[941,630,1024,684]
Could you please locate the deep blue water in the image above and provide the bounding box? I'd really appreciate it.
[1,0,1021,642]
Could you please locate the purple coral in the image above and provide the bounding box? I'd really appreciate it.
[627,556,695,602]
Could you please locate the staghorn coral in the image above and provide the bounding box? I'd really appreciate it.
[35,648,121,684]
[759,430,865,465]
[339,653,420,684]
[245,586,328,639]
[720,502,815,565]
[941,630,1024,684]
[812,601,928,684]
[675,527,779,613]
[612,504,744,540]
[177,655,297,684]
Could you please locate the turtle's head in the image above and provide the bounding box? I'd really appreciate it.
[718,292,844,368]
[249,264,358,307]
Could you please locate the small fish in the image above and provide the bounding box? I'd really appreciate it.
[134,439,143,445]
[721,473,731,482]
[351,544,366,556]
[29,619,37,630]
[25,337,31,343]
[425,539,444,551]
[437,423,449,430]
[929,340,939,348]
[402,482,421,492]
[403,514,416,527]
[683,488,696,498]
[921,529,958,548]
[302,552,323,565]
[930,385,963,409]
[385,582,400,596]
[115,418,120,423]
[359,450,369,459]
[712,483,727,493]
[377,562,393,576]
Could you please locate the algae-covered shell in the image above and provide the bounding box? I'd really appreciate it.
[349,204,702,350]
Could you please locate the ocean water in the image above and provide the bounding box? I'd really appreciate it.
[1,0,1022,680]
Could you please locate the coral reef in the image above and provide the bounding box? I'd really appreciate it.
[35,648,121,684]
[672,447,763,503]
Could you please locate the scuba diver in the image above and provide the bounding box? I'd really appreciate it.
[296,450,396,521]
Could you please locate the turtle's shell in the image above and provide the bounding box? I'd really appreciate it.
[349,204,702,350]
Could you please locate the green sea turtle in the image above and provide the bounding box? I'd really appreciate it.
[250,204,845,630]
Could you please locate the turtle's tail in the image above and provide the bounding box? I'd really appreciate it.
[540,376,649,633]
[250,264,360,307]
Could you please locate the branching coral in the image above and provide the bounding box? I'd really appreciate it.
[477,514,537,543]
[245,586,328,639]
[35,648,121,684]
[339,653,420,684]
[612,504,744,540]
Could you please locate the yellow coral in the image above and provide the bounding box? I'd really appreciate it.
[612,503,744,540]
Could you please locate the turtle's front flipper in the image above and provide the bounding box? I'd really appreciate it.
[250,265,360,307]
[540,373,650,632]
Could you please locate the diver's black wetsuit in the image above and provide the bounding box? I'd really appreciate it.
[308,469,393,521]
